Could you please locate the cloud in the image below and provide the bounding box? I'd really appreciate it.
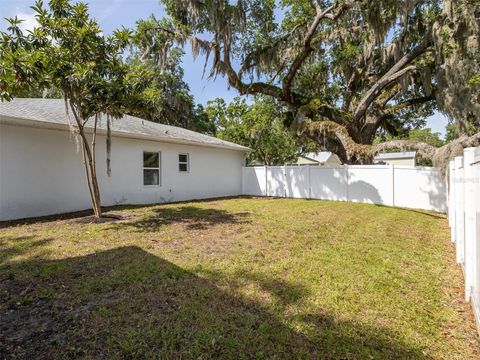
[16,12,38,32]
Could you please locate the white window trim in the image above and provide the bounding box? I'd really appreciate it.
[178,152,190,173]
[143,151,161,187]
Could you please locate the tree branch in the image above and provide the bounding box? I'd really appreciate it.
[375,83,401,109]
[293,98,359,139]
[282,5,334,101]
[354,38,432,121]
[359,84,432,141]
[303,118,480,170]
[238,22,306,79]
[372,139,436,159]
[381,94,435,116]
[282,2,351,102]
[166,29,292,104]
[221,49,286,100]
[342,69,360,112]
[303,120,436,162]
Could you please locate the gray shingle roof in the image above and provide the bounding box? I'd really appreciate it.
[0,98,250,152]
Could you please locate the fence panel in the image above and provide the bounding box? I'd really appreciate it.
[474,149,480,327]
[394,166,447,212]
[242,166,266,196]
[310,166,348,201]
[285,166,310,198]
[347,165,393,206]
[266,166,285,197]
[242,165,446,211]
[464,148,477,301]
[454,156,465,264]
[449,160,457,242]
[447,147,480,336]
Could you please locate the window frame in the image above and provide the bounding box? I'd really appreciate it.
[143,151,161,187]
[178,152,190,173]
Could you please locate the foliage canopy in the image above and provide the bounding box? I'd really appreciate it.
[158,0,480,166]
[205,97,305,165]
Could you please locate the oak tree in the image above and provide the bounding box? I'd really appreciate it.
[157,0,480,167]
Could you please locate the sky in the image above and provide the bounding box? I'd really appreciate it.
[0,0,449,137]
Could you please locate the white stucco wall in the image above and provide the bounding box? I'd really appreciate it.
[0,124,245,221]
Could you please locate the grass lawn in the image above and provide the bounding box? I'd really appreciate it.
[0,197,478,359]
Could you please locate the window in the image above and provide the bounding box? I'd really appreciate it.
[178,153,189,172]
[143,152,160,186]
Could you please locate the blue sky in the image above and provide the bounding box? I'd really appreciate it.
[0,0,449,136]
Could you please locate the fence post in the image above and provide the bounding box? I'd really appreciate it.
[464,148,477,301]
[449,160,456,243]
[241,167,245,195]
[446,172,450,226]
[264,165,268,197]
[473,148,480,314]
[391,164,395,207]
[308,165,311,199]
[454,156,465,264]
[346,164,350,202]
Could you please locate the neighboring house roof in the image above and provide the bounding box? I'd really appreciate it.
[303,152,341,163]
[295,156,319,164]
[0,98,250,152]
[374,151,416,160]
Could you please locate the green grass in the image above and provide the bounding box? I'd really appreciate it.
[0,197,478,359]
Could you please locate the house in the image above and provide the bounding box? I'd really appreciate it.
[373,151,417,166]
[0,98,250,221]
[292,152,342,166]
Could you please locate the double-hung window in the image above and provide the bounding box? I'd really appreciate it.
[143,151,161,186]
[178,153,189,172]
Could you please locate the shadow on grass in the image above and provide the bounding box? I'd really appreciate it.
[110,206,252,232]
[373,203,446,219]
[0,246,426,359]
[0,196,246,229]
[198,267,312,308]
[0,235,55,265]
[0,208,131,229]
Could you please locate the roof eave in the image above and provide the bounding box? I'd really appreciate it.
[0,115,251,153]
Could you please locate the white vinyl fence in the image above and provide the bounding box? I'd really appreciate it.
[242,164,447,212]
[448,147,480,333]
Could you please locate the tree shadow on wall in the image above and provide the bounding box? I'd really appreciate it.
[348,180,383,204]
[0,246,428,359]
[423,170,447,212]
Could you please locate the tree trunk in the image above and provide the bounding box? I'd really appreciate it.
[79,130,102,217]
[68,100,102,217]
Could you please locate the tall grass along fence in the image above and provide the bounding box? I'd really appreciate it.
[448,147,480,334]
[242,164,446,212]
